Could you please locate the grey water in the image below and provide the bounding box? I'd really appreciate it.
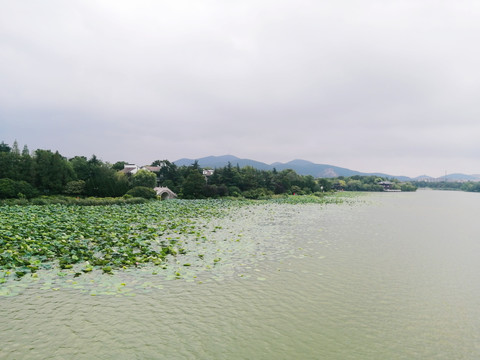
[2,190,480,359]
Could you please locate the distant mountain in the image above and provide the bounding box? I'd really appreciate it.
[271,159,363,178]
[173,155,480,181]
[444,173,480,181]
[412,174,480,182]
[413,175,435,181]
[174,155,273,171]
[174,155,411,180]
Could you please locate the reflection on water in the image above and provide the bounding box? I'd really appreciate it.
[2,191,480,359]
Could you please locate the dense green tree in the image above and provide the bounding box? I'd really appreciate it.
[84,162,126,197]
[346,179,363,191]
[218,162,241,187]
[114,172,130,195]
[155,160,182,192]
[302,175,318,193]
[332,179,347,190]
[68,155,129,197]
[207,168,221,185]
[22,145,30,157]
[151,160,164,167]
[112,161,128,171]
[0,178,15,198]
[64,180,86,196]
[3,140,420,199]
[0,151,17,180]
[126,186,157,199]
[0,141,11,152]
[317,178,332,192]
[275,169,302,194]
[15,180,38,198]
[414,181,463,191]
[203,184,219,198]
[132,169,157,188]
[242,187,273,199]
[400,183,417,192]
[33,150,75,194]
[0,178,38,199]
[239,166,260,191]
[190,160,201,170]
[181,169,206,199]
[327,176,416,192]
[19,150,35,184]
[70,156,90,180]
[0,142,34,185]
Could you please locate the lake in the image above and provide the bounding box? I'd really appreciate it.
[1,190,480,359]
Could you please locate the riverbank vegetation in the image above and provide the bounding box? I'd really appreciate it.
[0,200,231,280]
[412,180,480,192]
[0,141,417,203]
[331,176,417,192]
[0,194,350,286]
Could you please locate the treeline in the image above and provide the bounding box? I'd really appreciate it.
[0,141,328,200]
[0,141,157,199]
[0,141,417,200]
[170,161,329,199]
[412,181,480,192]
[332,176,417,192]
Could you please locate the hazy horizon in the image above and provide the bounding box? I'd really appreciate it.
[1,139,474,179]
[2,1,480,178]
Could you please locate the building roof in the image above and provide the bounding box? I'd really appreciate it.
[142,166,161,172]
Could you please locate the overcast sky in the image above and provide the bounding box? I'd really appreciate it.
[1,1,480,177]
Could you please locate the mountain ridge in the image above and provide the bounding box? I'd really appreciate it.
[173,155,478,181]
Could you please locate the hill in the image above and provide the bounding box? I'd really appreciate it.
[173,155,411,180]
[174,155,480,181]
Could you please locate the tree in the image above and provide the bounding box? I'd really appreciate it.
[113,172,130,196]
[317,178,332,192]
[112,161,128,171]
[0,141,11,153]
[11,140,20,155]
[275,169,302,194]
[0,178,38,199]
[0,151,17,179]
[0,178,15,198]
[239,166,260,191]
[14,180,38,198]
[400,183,417,192]
[126,186,157,199]
[19,147,35,184]
[64,180,86,196]
[151,160,166,167]
[181,169,206,199]
[33,150,75,194]
[70,156,90,180]
[302,175,317,193]
[203,184,219,198]
[22,145,30,157]
[332,179,347,190]
[85,163,122,197]
[190,160,200,170]
[346,179,362,191]
[156,160,181,192]
[132,169,157,188]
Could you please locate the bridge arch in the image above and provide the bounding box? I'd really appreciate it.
[154,187,177,200]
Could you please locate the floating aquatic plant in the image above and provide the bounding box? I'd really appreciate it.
[0,195,348,293]
[0,200,239,282]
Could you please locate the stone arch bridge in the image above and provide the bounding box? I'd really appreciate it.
[154,187,177,200]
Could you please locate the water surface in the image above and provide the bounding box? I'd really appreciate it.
[2,191,480,359]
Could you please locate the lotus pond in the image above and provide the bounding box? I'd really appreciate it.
[3,191,480,359]
[0,194,349,296]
